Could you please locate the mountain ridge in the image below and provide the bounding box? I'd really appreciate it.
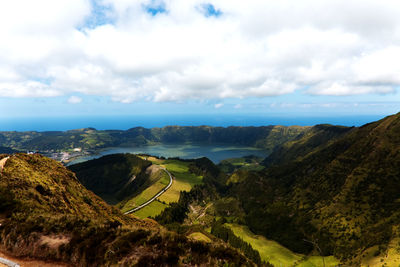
[221,112,400,264]
[0,125,311,152]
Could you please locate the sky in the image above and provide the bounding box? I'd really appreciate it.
[0,0,400,120]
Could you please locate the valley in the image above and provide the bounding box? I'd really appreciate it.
[2,1,398,265]
[0,153,254,266]
[1,113,400,266]
[225,223,339,267]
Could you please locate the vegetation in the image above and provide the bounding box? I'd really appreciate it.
[211,218,269,266]
[0,146,19,154]
[188,232,212,243]
[226,223,339,267]
[119,171,170,213]
[132,200,169,218]
[261,124,352,167]
[118,157,203,218]
[4,113,400,266]
[218,155,265,173]
[68,153,151,204]
[0,125,310,152]
[222,112,400,265]
[147,115,400,266]
[0,153,257,266]
[158,159,203,203]
[69,154,205,220]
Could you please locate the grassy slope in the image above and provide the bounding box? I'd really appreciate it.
[188,232,212,243]
[133,200,169,218]
[119,169,170,213]
[68,153,151,204]
[224,113,400,264]
[262,124,352,167]
[121,157,203,218]
[0,153,255,267]
[158,159,203,203]
[359,238,400,266]
[226,223,339,267]
[218,156,265,173]
[0,153,126,222]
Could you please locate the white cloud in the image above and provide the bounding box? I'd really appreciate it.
[214,103,224,109]
[234,104,242,109]
[68,95,83,104]
[0,0,400,102]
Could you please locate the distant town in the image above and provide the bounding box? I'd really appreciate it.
[27,148,91,165]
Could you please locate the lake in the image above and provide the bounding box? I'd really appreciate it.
[0,114,386,131]
[67,143,270,165]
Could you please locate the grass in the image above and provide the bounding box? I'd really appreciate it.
[156,159,203,204]
[360,238,400,267]
[120,172,170,213]
[132,200,168,218]
[188,232,212,243]
[226,223,339,267]
[219,156,265,173]
[122,157,203,218]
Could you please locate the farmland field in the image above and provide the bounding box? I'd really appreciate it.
[123,157,203,218]
[226,223,339,267]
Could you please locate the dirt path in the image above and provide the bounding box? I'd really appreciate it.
[0,250,69,267]
[0,257,19,267]
[197,203,212,219]
[0,157,9,173]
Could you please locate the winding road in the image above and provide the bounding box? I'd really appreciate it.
[124,167,173,215]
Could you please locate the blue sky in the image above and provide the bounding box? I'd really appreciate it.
[1,89,398,118]
[0,0,399,123]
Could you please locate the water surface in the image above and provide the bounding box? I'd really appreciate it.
[67,143,269,165]
[0,114,386,131]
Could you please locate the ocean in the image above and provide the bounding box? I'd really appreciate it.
[0,114,387,132]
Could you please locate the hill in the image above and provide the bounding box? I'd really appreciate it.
[69,155,205,219]
[222,112,400,265]
[0,125,309,152]
[262,124,352,167]
[68,154,152,204]
[0,153,258,266]
[146,113,400,266]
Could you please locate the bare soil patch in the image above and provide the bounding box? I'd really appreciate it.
[0,250,69,267]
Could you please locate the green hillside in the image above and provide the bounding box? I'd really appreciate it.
[262,124,352,167]
[0,125,309,152]
[143,113,400,266]
[0,153,258,266]
[70,155,204,219]
[3,113,400,266]
[224,112,400,265]
[68,153,152,204]
[226,223,339,267]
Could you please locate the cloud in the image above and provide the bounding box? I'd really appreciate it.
[234,104,242,109]
[68,95,83,104]
[214,103,224,109]
[0,0,399,102]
